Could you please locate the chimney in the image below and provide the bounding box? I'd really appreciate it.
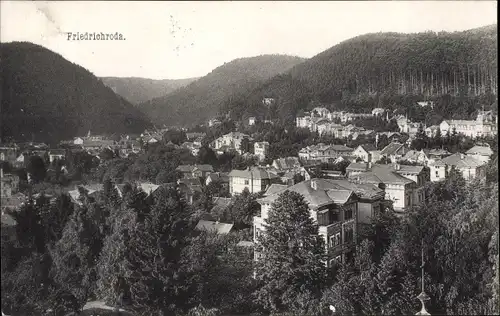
[395,163,401,170]
[368,162,372,169]
[460,153,465,160]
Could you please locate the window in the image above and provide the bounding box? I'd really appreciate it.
[344,229,354,244]
[317,209,331,226]
[331,210,339,222]
[435,170,439,177]
[329,233,341,248]
[244,179,249,185]
[344,207,353,220]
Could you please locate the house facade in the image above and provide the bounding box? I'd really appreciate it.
[430,153,487,182]
[254,179,362,266]
[352,144,377,163]
[298,144,354,163]
[439,111,497,138]
[211,132,250,154]
[254,142,270,161]
[346,163,428,212]
[228,167,279,195]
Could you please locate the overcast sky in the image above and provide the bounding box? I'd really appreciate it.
[1,1,497,80]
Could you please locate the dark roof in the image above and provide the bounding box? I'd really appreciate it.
[380,142,406,156]
[176,164,214,173]
[195,220,234,234]
[206,172,229,183]
[465,145,494,156]
[178,177,202,186]
[48,149,66,155]
[264,184,290,196]
[273,157,301,170]
[358,144,377,152]
[346,162,369,172]
[433,153,486,168]
[229,167,279,180]
[258,179,363,209]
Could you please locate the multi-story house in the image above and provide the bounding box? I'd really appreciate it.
[208,118,222,127]
[228,166,279,195]
[372,108,386,116]
[254,142,270,161]
[346,163,428,212]
[210,132,250,154]
[429,153,487,182]
[402,149,431,165]
[298,144,354,163]
[255,178,366,266]
[248,117,256,126]
[352,144,378,163]
[465,145,494,163]
[380,142,411,162]
[296,115,312,129]
[425,125,441,138]
[439,110,497,138]
[272,157,302,171]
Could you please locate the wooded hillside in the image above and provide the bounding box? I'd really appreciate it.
[1,42,153,143]
[222,25,498,124]
[139,55,306,127]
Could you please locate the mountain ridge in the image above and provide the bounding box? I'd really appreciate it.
[139,54,306,127]
[1,41,153,143]
[100,76,199,105]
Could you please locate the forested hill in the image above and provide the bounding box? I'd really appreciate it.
[1,42,153,143]
[222,24,498,123]
[101,76,199,105]
[139,55,306,127]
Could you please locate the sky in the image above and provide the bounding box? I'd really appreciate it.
[1,1,497,80]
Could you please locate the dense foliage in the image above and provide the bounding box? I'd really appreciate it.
[101,77,198,105]
[1,42,152,144]
[222,25,498,125]
[140,55,305,127]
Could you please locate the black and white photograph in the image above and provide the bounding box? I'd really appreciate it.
[0,1,498,315]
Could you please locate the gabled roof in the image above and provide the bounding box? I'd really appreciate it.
[195,220,234,235]
[206,172,229,183]
[178,177,202,186]
[356,144,377,153]
[346,162,369,172]
[428,149,451,157]
[176,164,214,173]
[273,157,301,170]
[264,184,289,196]
[465,145,494,156]
[258,179,359,209]
[48,149,66,155]
[380,142,407,156]
[139,182,160,194]
[403,150,429,161]
[433,153,486,168]
[228,167,279,180]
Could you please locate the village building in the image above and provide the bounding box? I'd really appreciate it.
[425,125,441,138]
[0,169,20,198]
[248,117,256,126]
[48,149,66,163]
[195,220,234,235]
[465,144,494,163]
[346,163,428,212]
[176,164,215,179]
[379,142,411,162]
[372,108,386,116]
[210,132,250,155]
[298,144,354,163]
[255,178,380,266]
[0,145,19,163]
[208,118,222,127]
[439,110,497,138]
[429,153,487,182]
[402,150,431,165]
[205,172,230,189]
[185,132,206,141]
[352,144,378,163]
[254,141,270,161]
[228,166,279,195]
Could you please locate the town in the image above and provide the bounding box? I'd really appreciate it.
[1,2,498,316]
